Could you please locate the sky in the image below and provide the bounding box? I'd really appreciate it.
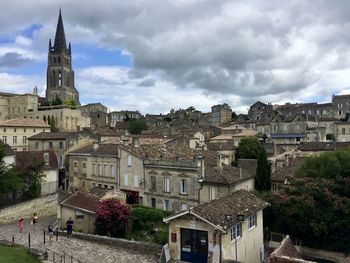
[1,0,350,114]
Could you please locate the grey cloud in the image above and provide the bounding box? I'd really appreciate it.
[138,78,156,87]
[0,52,33,68]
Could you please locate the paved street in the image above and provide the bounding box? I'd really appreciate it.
[0,217,159,263]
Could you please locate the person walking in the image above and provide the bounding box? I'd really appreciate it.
[66,217,74,238]
[48,224,54,245]
[32,212,38,230]
[18,218,25,233]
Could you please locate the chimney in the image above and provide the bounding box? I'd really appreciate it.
[93,142,99,151]
[238,164,242,179]
[197,155,205,180]
[217,154,223,174]
[284,154,289,167]
[133,137,140,148]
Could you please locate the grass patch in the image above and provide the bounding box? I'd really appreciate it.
[0,244,41,263]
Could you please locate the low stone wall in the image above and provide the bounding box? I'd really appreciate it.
[60,230,162,257]
[0,193,58,224]
[302,246,350,263]
[0,240,48,260]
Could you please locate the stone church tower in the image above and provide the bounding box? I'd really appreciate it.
[46,10,80,105]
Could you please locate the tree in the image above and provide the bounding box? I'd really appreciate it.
[47,115,51,126]
[236,136,262,159]
[231,111,237,121]
[50,115,56,129]
[21,161,45,199]
[256,148,271,191]
[95,198,131,237]
[0,145,22,198]
[127,119,148,134]
[43,115,46,122]
[51,97,63,106]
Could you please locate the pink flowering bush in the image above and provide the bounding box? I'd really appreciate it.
[95,198,131,237]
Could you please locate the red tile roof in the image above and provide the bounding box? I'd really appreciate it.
[0,118,50,128]
[28,132,73,140]
[16,150,58,170]
[60,191,99,214]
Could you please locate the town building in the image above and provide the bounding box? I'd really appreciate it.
[0,119,50,151]
[211,103,232,125]
[16,150,59,195]
[108,110,142,128]
[163,190,270,263]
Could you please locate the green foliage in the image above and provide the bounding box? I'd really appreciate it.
[231,111,237,121]
[51,97,63,106]
[264,150,350,252]
[127,119,148,134]
[0,244,42,263]
[43,115,46,122]
[236,136,262,159]
[63,99,77,109]
[256,148,271,191]
[131,205,172,231]
[23,162,45,198]
[0,145,23,198]
[47,115,51,125]
[50,115,56,129]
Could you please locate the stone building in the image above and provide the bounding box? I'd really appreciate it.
[46,10,80,105]
[0,119,50,151]
[211,103,232,125]
[163,190,270,263]
[67,143,119,192]
[108,110,142,128]
[80,103,108,129]
[248,101,274,122]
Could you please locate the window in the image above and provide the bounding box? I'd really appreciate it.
[124,174,129,186]
[22,136,27,144]
[151,198,156,208]
[75,211,84,220]
[296,124,300,131]
[248,214,257,229]
[296,137,301,142]
[272,183,278,191]
[231,223,242,241]
[103,164,108,176]
[164,200,171,211]
[181,203,187,211]
[2,136,7,144]
[3,128,6,132]
[98,184,102,188]
[14,128,16,133]
[59,141,64,149]
[110,165,116,177]
[127,155,132,166]
[342,128,346,134]
[23,128,26,133]
[209,186,216,200]
[163,177,170,192]
[59,156,63,166]
[83,162,87,168]
[13,136,17,144]
[35,141,39,149]
[180,179,188,194]
[92,164,96,175]
[151,176,156,191]
[48,141,53,149]
[98,164,102,176]
[134,175,139,187]
[74,161,78,168]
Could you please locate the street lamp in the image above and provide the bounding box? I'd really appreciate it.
[225,213,245,263]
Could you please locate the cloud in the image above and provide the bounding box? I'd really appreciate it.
[1,1,350,113]
[0,52,34,68]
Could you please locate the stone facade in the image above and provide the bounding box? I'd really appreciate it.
[211,103,232,125]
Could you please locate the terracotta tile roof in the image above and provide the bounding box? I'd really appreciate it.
[191,190,269,229]
[0,91,17,97]
[28,132,73,140]
[266,236,315,263]
[271,157,304,182]
[16,150,58,170]
[121,143,198,161]
[60,191,99,214]
[0,118,50,128]
[200,151,254,185]
[96,128,122,136]
[69,144,118,156]
[0,140,15,156]
[298,142,350,152]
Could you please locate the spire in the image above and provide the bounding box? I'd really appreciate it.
[53,9,67,52]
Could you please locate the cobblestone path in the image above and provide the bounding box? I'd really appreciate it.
[0,217,159,263]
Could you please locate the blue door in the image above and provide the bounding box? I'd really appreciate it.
[181,228,208,262]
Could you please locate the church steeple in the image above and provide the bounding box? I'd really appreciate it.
[46,9,80,105]
[53,9,67,52]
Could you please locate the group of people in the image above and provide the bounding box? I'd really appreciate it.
[17,213,74,244]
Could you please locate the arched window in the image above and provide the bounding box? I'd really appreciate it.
[58,70,62,87]
[58,57,61,63]
[54,57,56,63]
[53,71,56,86]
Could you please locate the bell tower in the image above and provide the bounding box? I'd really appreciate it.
[46,9,80,105]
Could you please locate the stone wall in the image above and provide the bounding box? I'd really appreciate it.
[60,231,162,257]
[0,193,58,224]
